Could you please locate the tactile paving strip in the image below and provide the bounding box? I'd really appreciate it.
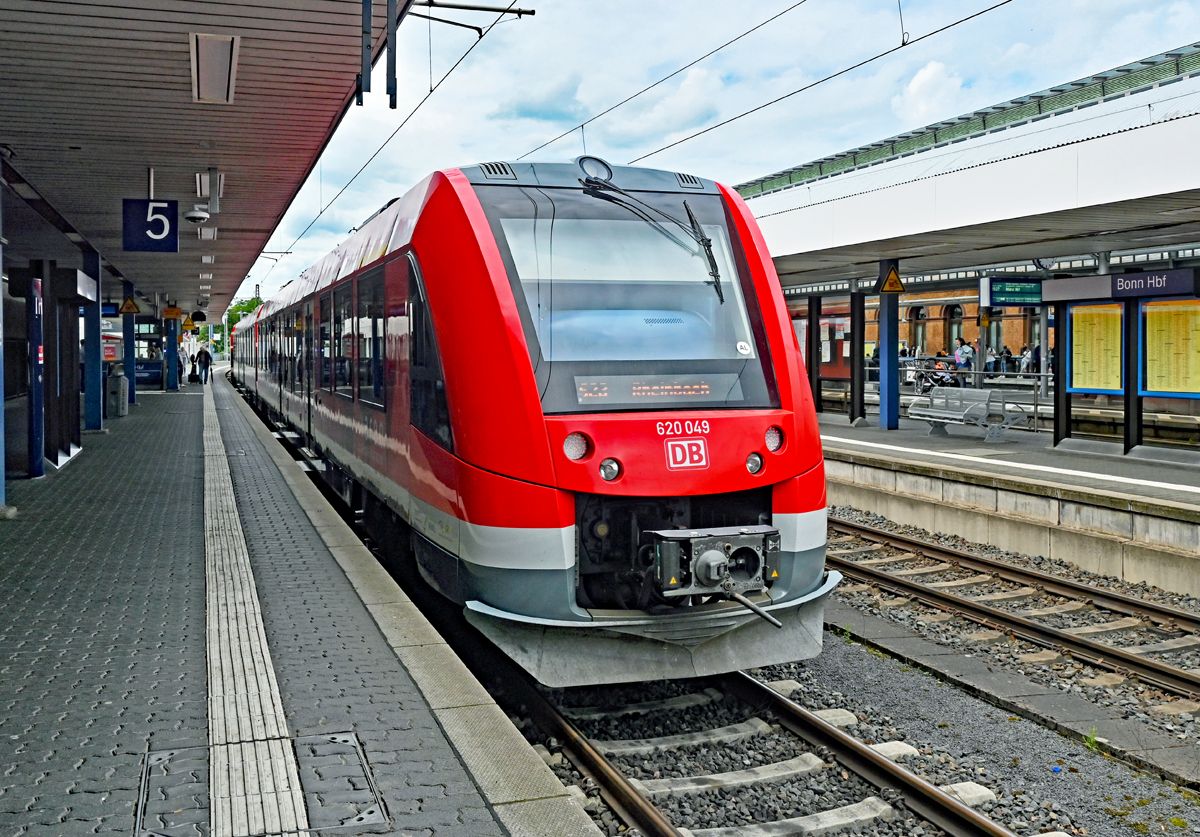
[203,388,308,837]
[134,732,384,837]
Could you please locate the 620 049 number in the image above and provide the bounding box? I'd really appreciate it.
[656,420,710,436]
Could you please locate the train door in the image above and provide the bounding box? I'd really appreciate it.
[304,300,313,439]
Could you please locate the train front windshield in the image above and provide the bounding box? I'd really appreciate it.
[475,184,779,414]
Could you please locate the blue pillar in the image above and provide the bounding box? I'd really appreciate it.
[165,314,179,390]
[122,282,137,405]
[27,261,47,478]
[83,251,103,430]
[878,261,901,431]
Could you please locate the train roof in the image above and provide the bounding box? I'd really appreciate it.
[232,158,720,333]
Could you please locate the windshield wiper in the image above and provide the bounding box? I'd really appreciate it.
[579,177,724,303]
[683,199,723,304]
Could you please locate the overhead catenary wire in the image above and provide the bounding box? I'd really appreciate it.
[515,0,812,161]
[627,0,1017,165]
[265,0,520,285]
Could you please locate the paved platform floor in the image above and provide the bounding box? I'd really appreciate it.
[0,373,577,837]
[818,413,1200,509]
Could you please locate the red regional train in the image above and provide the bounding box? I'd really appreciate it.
[231,156,839,686]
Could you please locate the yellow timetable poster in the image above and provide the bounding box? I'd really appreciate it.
[1071,304,1122,391]
[1144,298,1200,394]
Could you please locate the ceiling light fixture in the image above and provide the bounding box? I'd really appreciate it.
[200,273,213,280]
[201,255,215,264]
[9,182,39,200]
[195,171,226,199]
[190,33,241,104]
[198,227,218,240]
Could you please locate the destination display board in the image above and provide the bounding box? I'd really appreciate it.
[985,278,1042,306]
[1069,303,1122,392]
[1143,298,1200,396]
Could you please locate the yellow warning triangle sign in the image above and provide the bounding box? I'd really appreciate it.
[771,570,779,578]
[182,316,196,331]
[669,577,677,585]
[118,296,140,315]
[879,265,905,293]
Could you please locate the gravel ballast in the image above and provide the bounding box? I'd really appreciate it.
[803,632,1200,837]
[830,505,1200,741]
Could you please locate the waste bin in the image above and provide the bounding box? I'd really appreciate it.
[106,363,129,418]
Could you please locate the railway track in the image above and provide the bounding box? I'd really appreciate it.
[827,518,1200,699]
[515,672,1020,837]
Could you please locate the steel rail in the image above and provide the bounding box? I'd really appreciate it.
[718,672,1014,837]
[825,554,1200,698]
[504,674,684,837]
[829,519,1200,634]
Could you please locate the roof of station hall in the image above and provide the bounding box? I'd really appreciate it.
[736,42,1200,203]
[0,1,395,316]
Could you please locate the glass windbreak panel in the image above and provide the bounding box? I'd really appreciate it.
[1070,392,1124,442]
[1068,303,1122,393]
[333,284,354,398]
[1142,298,1200,396]
[358,269,386,408]
[474,184,777,414]
[1141,298,1200,449]
[319,294,332,390]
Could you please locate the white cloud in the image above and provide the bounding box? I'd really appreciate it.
[890,61,966,125]
[241,0,1200,300]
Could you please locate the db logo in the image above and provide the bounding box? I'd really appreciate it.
[665,437,709,470]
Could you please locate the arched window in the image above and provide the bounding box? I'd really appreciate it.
[981,306,1004,359]
[909,306,927,356]
[1021,306,1040,351]
[943,304,963,351]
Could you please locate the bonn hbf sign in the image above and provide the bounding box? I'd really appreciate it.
[1111,268,1199,298]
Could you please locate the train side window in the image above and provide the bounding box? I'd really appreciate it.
[408,256,452,451]
[319,292,332,390]
[334,283,354,399]
[358,269,386,409]
[289,308,303,393]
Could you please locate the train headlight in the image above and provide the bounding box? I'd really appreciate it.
[765,426,784,452]
[563,432,591,461]
[599,458,622,481]
[746,453,764,475]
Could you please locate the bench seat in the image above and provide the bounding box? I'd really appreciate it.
[908,387,1028,442]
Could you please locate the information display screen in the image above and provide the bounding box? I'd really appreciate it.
[1069,303,1122,392]
[1143,298,1200,396]
[988,279,1042,305]
[575,374,745,406]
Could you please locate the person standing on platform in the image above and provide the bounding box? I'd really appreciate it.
[197,345,213,384]
[954,337,975,386]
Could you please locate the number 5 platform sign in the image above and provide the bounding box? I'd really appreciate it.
[123,199,178,252]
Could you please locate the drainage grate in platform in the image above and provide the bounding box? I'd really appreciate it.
[134,732,387,837]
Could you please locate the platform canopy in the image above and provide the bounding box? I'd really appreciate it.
[737,44,1200,287]
[0,0,394,316]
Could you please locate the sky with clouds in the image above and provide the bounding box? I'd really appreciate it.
[241,0,1200,301]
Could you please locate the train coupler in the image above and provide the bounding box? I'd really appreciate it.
[646,524,781,599]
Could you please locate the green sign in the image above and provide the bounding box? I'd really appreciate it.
[986,278,1042,306]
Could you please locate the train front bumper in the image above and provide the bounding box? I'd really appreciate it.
[463,570,842,687]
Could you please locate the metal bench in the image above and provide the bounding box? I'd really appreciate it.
[907,387,1029,442]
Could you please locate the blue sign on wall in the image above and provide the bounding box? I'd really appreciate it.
[122,199,178,252]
